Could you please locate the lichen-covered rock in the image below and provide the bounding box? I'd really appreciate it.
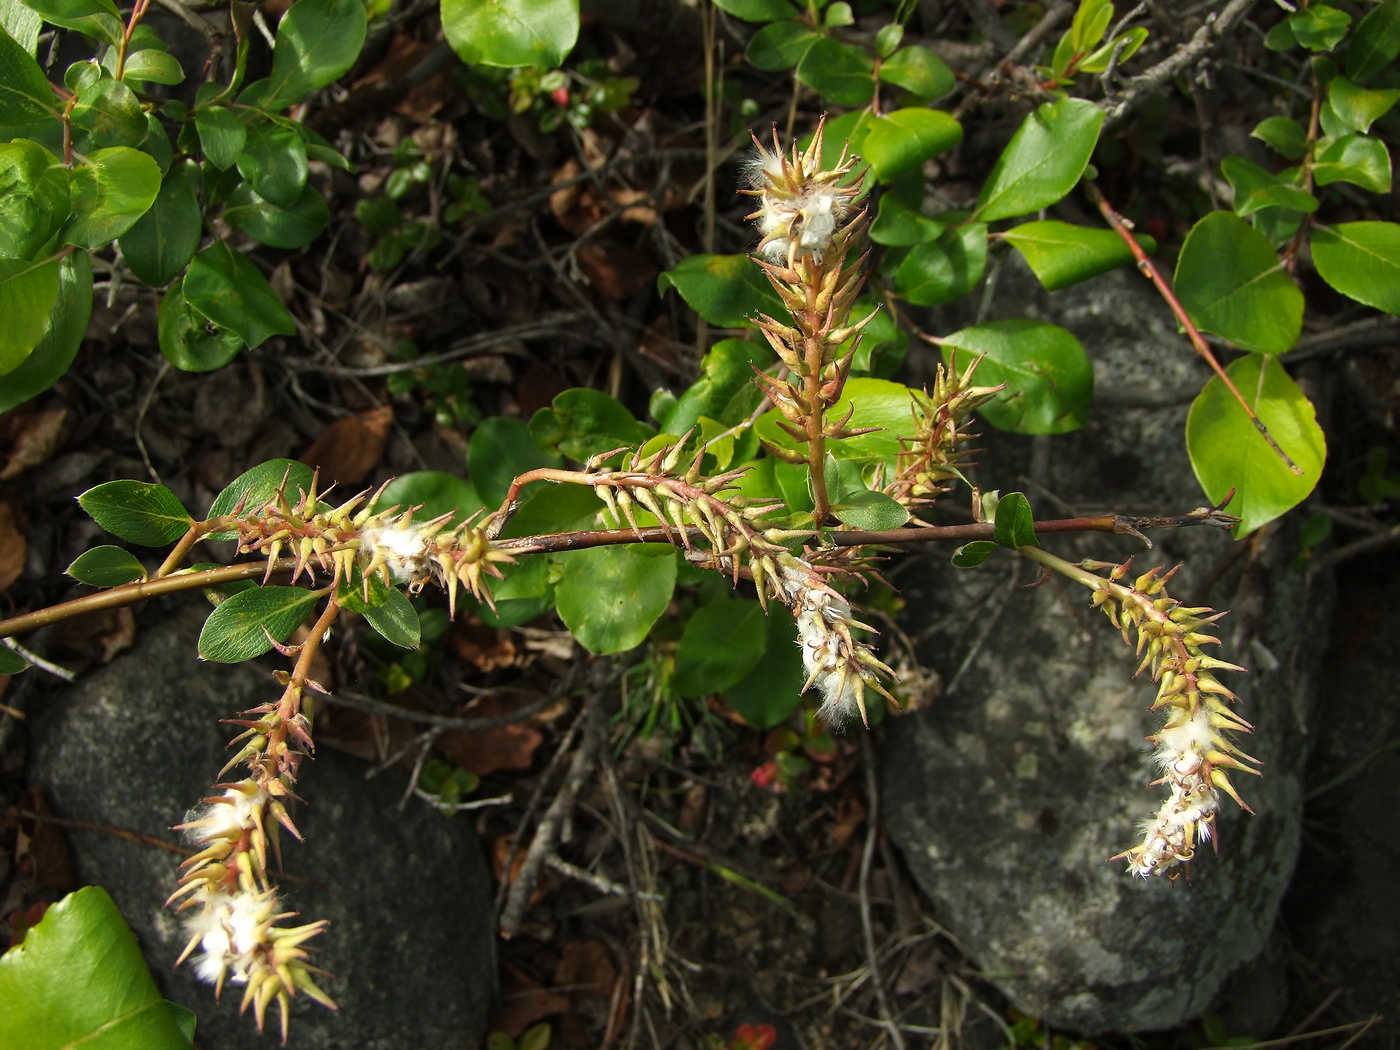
[27,607,494,1050]
[881,263,1326,1032]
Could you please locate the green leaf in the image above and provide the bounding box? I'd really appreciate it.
[0,887,194,1050]
[183,241,296,348]
[722,605,803,728]
[119,158,201,286]
[674,596,768,696]
[0,138,68,259]
[1070,0,1113,51]
[661,338,768,435]
[135,111,171,175]
[223,181,329,249]
[869,195,948,246]
[64,146,160,248]
[194,105,246,169]
[121,48,183,85]
[470,415,559,508]
[992,490,1037,549]
[1,0,41,53]
[951,539,996,567]
[1290,4,1351,51]
[0,21,56,126]
[77,479,193,545]
[0,643,27,673]
[1000,220,1154,290]
[69,77,145,149]
[1327,75,1399,133]
[657,253,784,328]
[16,0,122,44]
[755,377,920,464]
[796,37,874,106]
[262,0,367,110]
[745,19,817,71]
[875,22,903,58]
[830,488,909,530]
[1345,0,1400,82]
[555,543,677,654]
[861,108,962,182]
[1173,211,1303,354]
[1312,133,1392,193]
[0,255,58,374]
[878,45,953,99]
[1186,353,1325,536]
[1311,221,1400,314]
[206,459,315,539]
[66,544,145,586]
[712,0,793,20]
[157,277,243,372]
[379,471,485,523]
[1220,155,1317,218]
[236,119,308,208]
[973,98,1104,223]
[0,248,90,413]
[442,0,577,69]
[529,387,654,464]
[363,585,420,648]
[894,222,988,306]
[1077,27,1148,73]
[1251,116,1307,160]
[198,585,321,661]
[941,320,1093,434]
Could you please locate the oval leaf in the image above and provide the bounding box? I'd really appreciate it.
[157,277,244,372]
[973,98,1104,223]
[894,222,988,306]
[657,253,784,328]
[1186,353,1325,537]
[363,585,420,648]
[223,181,329,249]
[67,544,146,586]
[183,241,296,348]
[1001,220,1154,290]
[555,543,676,655]
[194,105,245,169]
[796,37,874,106]
[0,256,59,374]
[442,0,578,69]
[674,596,768,696]
[0,249,91,413]
[263,0,368,110]
[206,459,316,539]
[0,21,60,125]
[64,146,160,248]
[235,119,308,208]
[198,585,321,662]
[831,488,909,530]
[118,158,201,286]
[992,491,1038,549]
[941,320,1093,434]
[745,19,817,71]
[1311,220,1400,314]
[379,471,485,523]
[470,415,560,508]
[878,45,953,99]
[77,479,193,545]
[861,108,962,182]
[722,605,803,728]
[0,138,69,259]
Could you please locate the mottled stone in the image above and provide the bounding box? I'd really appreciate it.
[27,607,494,1050]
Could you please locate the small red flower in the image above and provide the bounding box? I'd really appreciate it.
[730,1021,778,1050]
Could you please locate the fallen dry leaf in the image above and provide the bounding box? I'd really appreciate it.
[300,406,394,488]
[0,406,66,480]
[0,502,26,593]
[554,938,616,1001]
[16,786,76,894]
[436,694,543,776]
[56,607,136,664]
[489,962,571,1039]
[576,241,657,302]
[449,617,518,672]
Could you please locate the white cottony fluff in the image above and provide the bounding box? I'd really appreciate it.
[361,522,433,583]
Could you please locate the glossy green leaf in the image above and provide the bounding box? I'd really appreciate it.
[830,488,909,530]
[194,105,245,169]
[1251,116,1307,159]
[713,0,793,20]
[1000,220,1154,290]
[973,98,1104,223]
[1327,76,1399,133]
[941,320,1093,434]
[894,222,988,306]
[657,253,784,328]
[206,459,315,539]
[66,544,145,586]
[0,138,68,259]
[1077,27,1148,73]
[64,146,160,248]
[951,539,996,567]
[157,277,243,372]
[529,387,655,464]
[1220,155,1317,217]
[1174,211,1303,354]
[364,585,420,648]
[1311,221,1400,314]
[0,644,27,673]
[470,415,560,508]
[0,249,90,413]
[442,0,577,69]
[1186,353,1325,536]
[1,1,41,53]
[861,108,962,181]
[0,887,194,1050]
[379,471,485,523]
[16,0,121,44]
[223,181,329,249]
[0,255,58,374]
[755,377,919,464]
[1312,133,1392,193]
[121,48,183,85]
[1345,0,1400,82]
[119,159,200,286]
[1290,4,1350,51]
[555,543,677,655]
[745,19,817,71]
[135,111,171,174]
[660,337,768,435]
[674,596,767,696]
[722,605,803,728]
[992,490,1037,549]
[878,44,953,99]
[236,120,308,208]
[0,21,56,126]
[77,479,193,545]
[70,77,146,150]
[262,0,367,110]
[198,585,321,661]
[797,37,874,106]
[869,194,948,246]
[183,241,296,348]
[1070,0,1112,50]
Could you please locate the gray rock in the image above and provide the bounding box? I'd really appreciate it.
[881,262,1326,1033]
[27,607,494,1050]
